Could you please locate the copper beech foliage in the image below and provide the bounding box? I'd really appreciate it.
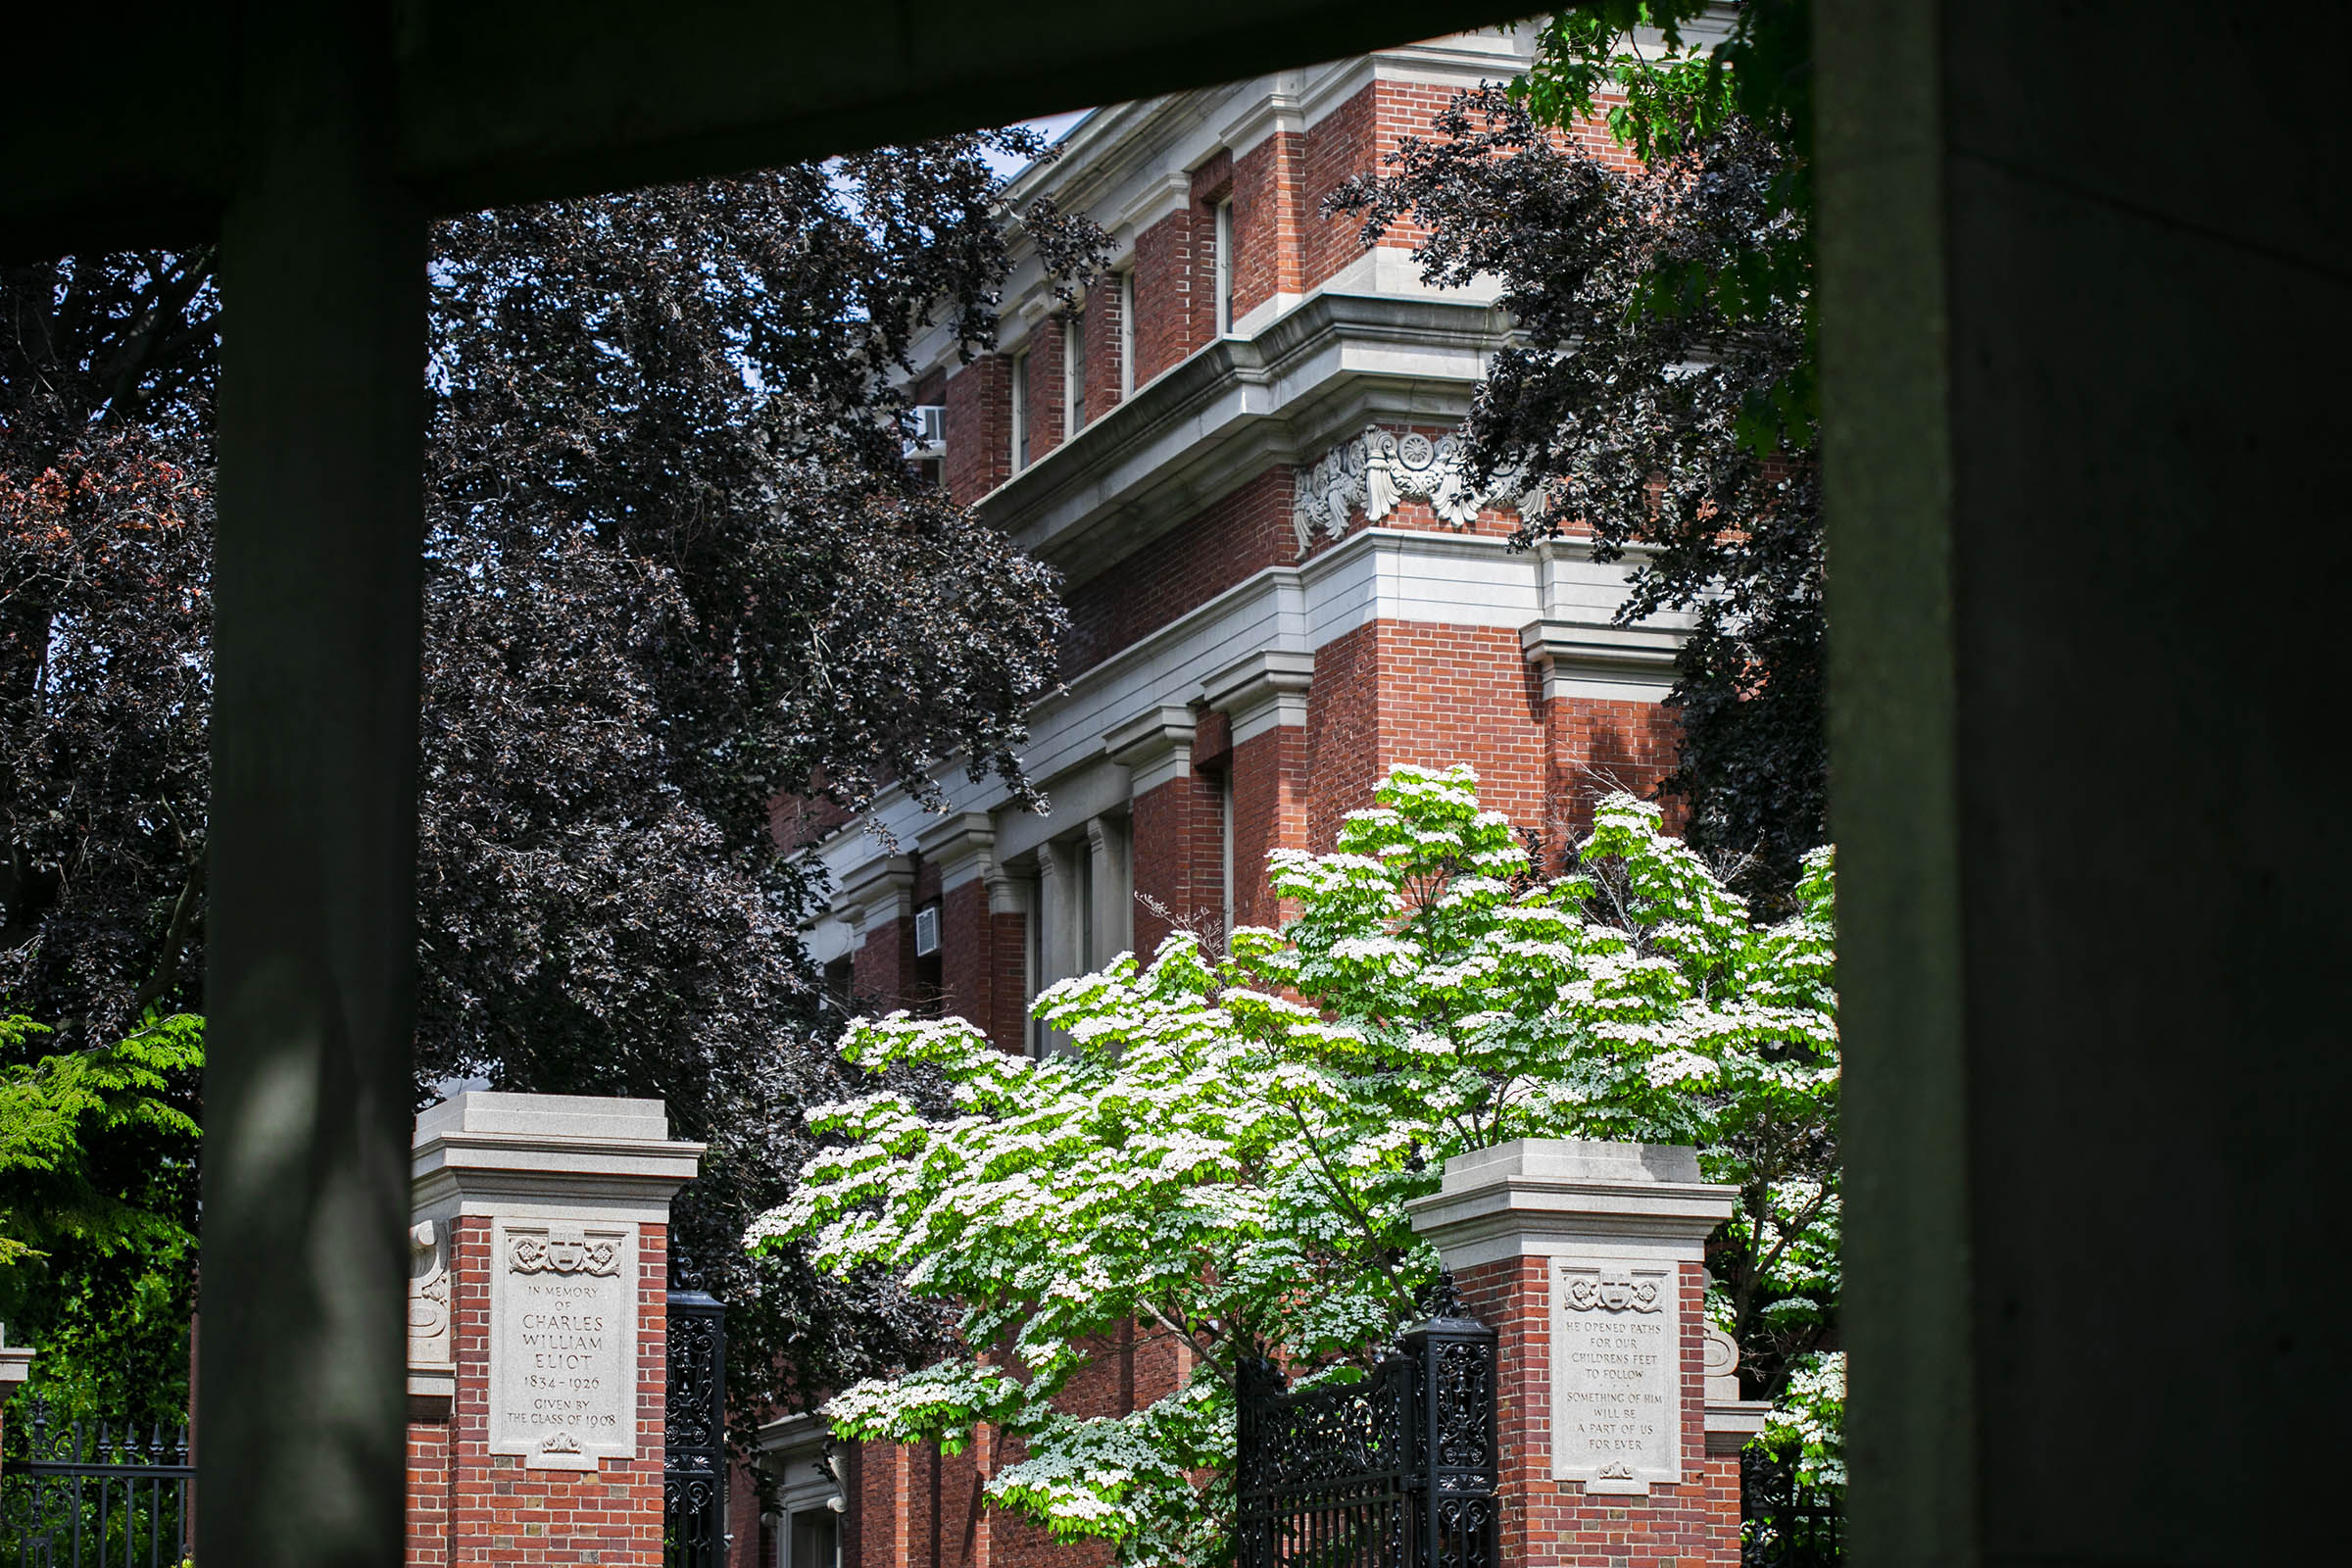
[1333,63,1825,902]
[2,127,1102,1440]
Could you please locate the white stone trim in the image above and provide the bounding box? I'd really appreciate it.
[1405,1138,1735,1269]
[758,1409,846,1520]
[1706,1398,1773,1455]
[1087,814,1135,962]
[1105,702,1200,794]
[837,855,915,938]
[0,1343,33,1401]
[1112,167,1196,235]
[1201,648,1313,744]
[917,812,997,895]
[1521,618,1682,703]
[411,1092,705,1224]
[1218,75,1306,163]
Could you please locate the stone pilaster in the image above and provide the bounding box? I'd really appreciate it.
[1407,1139,1747,1568]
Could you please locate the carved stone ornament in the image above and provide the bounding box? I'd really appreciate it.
[408,1220,454,1368]
[1703,1327,1742,1402]
[509,1233,622,1277]
[1561,1271,1665,1314]
[1291,424,1541,550]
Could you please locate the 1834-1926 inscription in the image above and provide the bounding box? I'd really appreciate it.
[490,1221,637,1469]
[1549,1259,1681,1493]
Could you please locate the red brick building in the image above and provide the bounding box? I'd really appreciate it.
[748,28,1685,1568]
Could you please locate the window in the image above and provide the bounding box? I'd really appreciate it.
[1065,312,1087,431]
[1118,270,1136,398]
[1010,350,1030,470]
[1213,198,1235,337]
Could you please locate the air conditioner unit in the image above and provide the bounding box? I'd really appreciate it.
[912,904,941,957]
[904,404,948,459]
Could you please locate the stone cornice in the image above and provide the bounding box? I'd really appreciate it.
[410,1093,705,1221]
[835,854,916,935]
[1104,702,1200,794]
[1521,617,1683,703]
[917,810,1028,911]
[1406,1139,1737,1269]
[1201,649,1313,744]
[1705,1399,1773,1455]
[796,525,1676,892]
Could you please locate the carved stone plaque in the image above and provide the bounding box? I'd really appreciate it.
[1550,1258,1681,1492]
[489,1219,637,1470]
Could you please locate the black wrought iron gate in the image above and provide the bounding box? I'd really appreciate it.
[1740,1447,1841,1568]
[0,1400,192,1567]
[1237,1276,1497,1568]
[663,1286,728,1568]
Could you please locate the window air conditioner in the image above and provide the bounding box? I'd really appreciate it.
[904,404,948,459]
[913,904,941,957]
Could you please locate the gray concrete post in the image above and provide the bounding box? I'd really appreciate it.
[199,5,426,1565]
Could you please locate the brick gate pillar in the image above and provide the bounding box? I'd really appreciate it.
[1406,1140,1763,1568]
[406,1093,705,1568]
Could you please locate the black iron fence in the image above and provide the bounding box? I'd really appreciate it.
[1740,1447,1842,1568]
[1,1399,192,1567]
[1237,1276,1497,1568]
[663,1287,728,1568]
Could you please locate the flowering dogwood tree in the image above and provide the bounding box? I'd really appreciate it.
[753,764,1838,1564]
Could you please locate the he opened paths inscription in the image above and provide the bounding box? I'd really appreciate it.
[490,1221,637,1469]
[1549,1259,1681,1492]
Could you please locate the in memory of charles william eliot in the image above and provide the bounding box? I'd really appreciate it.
[489,1220,637,1470]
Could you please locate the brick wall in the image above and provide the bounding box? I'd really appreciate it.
[1227,723,1308,932]
[1081,274,1125,425]
[939,878,995,1036]
[1544,695,1679,857]
[1231,132,1301,319]
[1454,1255,1740,1568]
[937,879,1031,1055]
[1059,466,1296,675]
[945,356,1010,508]
[1128,767,1226,956]
[1129,210,1198,386]
[1022,316,1067,466]
[408,1415,454,1568]
[417,1216,668,1568]
[844,1322,1195,1568]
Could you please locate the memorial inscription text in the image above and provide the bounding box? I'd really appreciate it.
[1549,1259,1681,1490]
[489,1221,637,1468]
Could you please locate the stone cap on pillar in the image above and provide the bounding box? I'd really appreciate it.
[0,1340,33,1397]
[412,1090,705,1222]
[1405,1138,1736,1267]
